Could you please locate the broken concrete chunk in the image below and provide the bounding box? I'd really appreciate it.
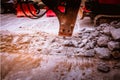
[84,41,96,50]
[87,35,93,40]
[103,27,112,35]
[96,26,102,31]
[94,48,111,59]
[78,39,88,48]
[84,49,95,57]
[108,41,120,51]
[97,62,110,73]
[97,36,109,47]
[84,33,90,37]
[63,40,76,47]
[82,39,88,44]
[99,31,104,34]
[84,43,91,50]
[82,35,89,39]
[100,23,110,27]
[78,43,85,48]
[90,41,96,49]
[91,31,99,37]
[110,28,120,40]
[99,23,110,30]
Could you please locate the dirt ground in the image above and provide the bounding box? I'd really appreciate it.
[0,14,120,80]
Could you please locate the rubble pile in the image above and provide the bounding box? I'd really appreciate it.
[76,21,120,59]
[0,21,120,80]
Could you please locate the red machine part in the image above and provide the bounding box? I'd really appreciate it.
[46,6,65,17]
[16,3,36,17]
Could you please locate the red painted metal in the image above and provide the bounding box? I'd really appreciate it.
[46,6,65,17]
[16,4,36,17]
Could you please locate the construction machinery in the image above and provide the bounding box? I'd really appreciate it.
[16,0,81,36]
[1,0,120,36]
[79,0,120,26]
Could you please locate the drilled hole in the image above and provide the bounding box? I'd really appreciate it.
[62,29,65,32]
[68,30,70,33]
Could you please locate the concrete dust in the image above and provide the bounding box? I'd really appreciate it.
[0,30,120,80]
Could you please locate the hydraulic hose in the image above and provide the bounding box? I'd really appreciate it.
[19,0,49,19]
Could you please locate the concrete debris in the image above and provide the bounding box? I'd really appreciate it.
[77,21,120,59]
[82,35,89,39]
[110,28,120,40]
[78,43,85,48]
[103,26,111,35]
[84,49,95,57]
[94,48,111,59]
[91,31,99,37]
[82,39,88,44]
[99,23,110,29]
[63,40,76,47]
[1,18,120,80]
[84,43,91,50]
[96,26,102,31]
[108,41,120,51]
[97,36,109,47]
[84,41,95,50]
[97,62,110,73]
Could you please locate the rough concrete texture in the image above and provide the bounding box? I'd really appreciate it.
[97,62,110,73]
[108,41,120,51]
[97,35,109,47]
[94,48,111,59]
[110,28,120,40]
[0,14,120,80]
